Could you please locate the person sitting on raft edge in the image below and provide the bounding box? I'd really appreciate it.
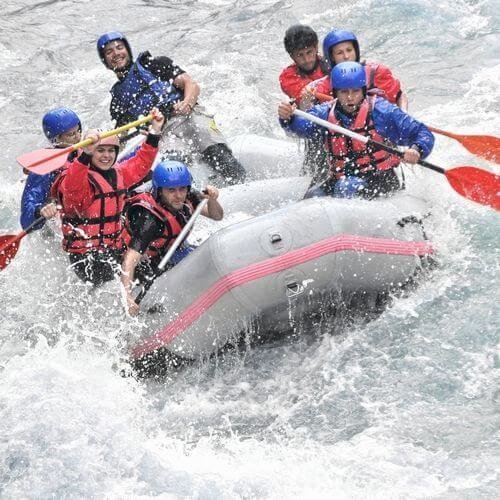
[96,30,246,186]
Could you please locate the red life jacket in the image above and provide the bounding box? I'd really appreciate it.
[326,96,401,176]
[53,167,129,254]
[124,192,194,259]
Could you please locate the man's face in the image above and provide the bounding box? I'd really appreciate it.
[331,41,356,64]
[160,186,188,210]
[336,88,364,114]
[291,44,318,72]
[103,41,130,71]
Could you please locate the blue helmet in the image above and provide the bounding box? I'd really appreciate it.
[42,107,81,142]
[331,62,366,90]
[152,161,193,189]
[322,29,360,67]
[96,31,132,67]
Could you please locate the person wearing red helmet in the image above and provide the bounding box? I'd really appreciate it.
[51,108,165,286]
[121,160,223,315]
[305,29,408,111]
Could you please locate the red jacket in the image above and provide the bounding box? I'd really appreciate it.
[279,58,329,102]
[307,61,402,105]
[52,141,158,253]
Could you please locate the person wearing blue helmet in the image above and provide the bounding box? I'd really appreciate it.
[278,62,434,199]
[20,107,82,231]
[96,30,246,185]
[121,160,223,315]
[305,28,408,111]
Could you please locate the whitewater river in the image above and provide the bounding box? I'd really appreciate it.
[0,0,499,497]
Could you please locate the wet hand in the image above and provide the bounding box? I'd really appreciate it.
[39,200,58,219]
[404,148,421,164]
[82,130,101,155]
[172,100,194,116]
[127,295,140,316]
[149,107,165,134]
[278,101,296,121]
[202,185,219,200]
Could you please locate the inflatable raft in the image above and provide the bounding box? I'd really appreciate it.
[130,192,434,369]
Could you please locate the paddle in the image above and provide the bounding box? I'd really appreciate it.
[293,109,500,210]
[135,198,208,304]
[427,126,500,164]
[0,216,45,271]
[17,115,154,176]
[309,91,500,164]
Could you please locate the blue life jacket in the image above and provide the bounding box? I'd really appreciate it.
[110,52,183,122]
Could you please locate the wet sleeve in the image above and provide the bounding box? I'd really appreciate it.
[373,99,435,159]
[373,64,402,104]
[280,103,329,139]
[59,153,95,213]
[279,66,307,102]
[20,173,52,230]
[117,140,159,188]
[127,205,165,254]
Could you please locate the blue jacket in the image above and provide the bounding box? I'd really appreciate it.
[110,52,182,126]
[281,97,434,159]
[20,170,59,230]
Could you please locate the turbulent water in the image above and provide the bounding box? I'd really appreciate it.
[1,0,499,498]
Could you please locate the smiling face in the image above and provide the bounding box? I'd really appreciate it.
[103,40,131,71]
[291,44,318,72]
[336,88,364,114]
[160,186,188,210]
[91,145,117,170]
[331,41,357,65]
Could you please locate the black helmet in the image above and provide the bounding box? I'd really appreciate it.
[284,25,318,55]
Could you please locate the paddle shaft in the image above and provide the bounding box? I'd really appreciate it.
[158,198,208,271]
[19,114,154,171]
[3,216,45,247]
[134,199,208,305]
[293,109,444,175]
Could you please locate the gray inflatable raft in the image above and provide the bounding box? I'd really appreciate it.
[131,194,433,363]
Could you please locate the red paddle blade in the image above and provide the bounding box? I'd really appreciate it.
[445,166,500,210]
[16,147,71,175]
[0,235,22,271]
[458,135,500,164]
[430,127,500,164]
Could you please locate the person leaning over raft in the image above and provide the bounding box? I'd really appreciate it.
[278,62,434,199]
[51,108,165,287]
[20,107,82,231]
[121,160,223,316]
[96,30,246,185]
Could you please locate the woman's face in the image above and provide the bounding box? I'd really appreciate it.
[91,145,117,170]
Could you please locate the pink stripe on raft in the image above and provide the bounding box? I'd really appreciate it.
[132,234,434,358]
